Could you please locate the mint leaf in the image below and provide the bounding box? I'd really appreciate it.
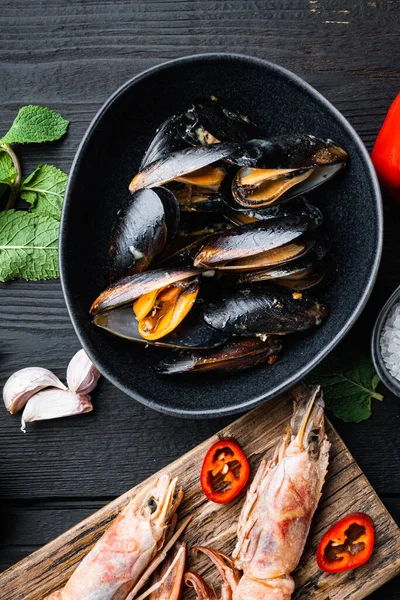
[0,150,18,200]
[1,106,69,144]
[20,164,67,221]
[0,210,59,281]
[0,150,17,186]
[305,348,383,423]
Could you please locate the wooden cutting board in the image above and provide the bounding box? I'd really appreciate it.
[1,389,399,600]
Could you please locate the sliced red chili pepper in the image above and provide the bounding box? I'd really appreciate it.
[317,512,375,573]
[372,93,400,202]
[200,438,250,504]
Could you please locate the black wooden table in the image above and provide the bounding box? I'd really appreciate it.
[0,1,399,598]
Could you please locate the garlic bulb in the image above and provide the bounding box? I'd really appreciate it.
[3,367,67,415]
[67,349,101,395]
[21,388,93,432]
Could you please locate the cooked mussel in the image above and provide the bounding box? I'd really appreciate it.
[223,195,323,226]
[203,286,327,335]
[193,214,320,270]
[93,304,227,349]
[133,277,199,341]
[90,267,199,315]
[236,244,330,290]
[107,187,180,282]
[228,135,347,208]
[156,336,282,375]
[129,143,238,194]
[180,96,261,145]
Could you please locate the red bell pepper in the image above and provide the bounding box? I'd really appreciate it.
[372,93,400,202]
[200,438,250,504]
[317,512,375,573]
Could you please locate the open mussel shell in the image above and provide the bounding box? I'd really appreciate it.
[140,113,189,169]
[228,135,348,169]
[129,143,238,193]
[157,335,282,375]
[228,135,348,208]
[203,286,327,336]
[90,267,200,315]
[236,243,330,288]
[93,305,227,349]
[223,195,323,226]
[180,96,262,145]
[193,214,319,269]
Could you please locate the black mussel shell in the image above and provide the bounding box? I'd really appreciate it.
[236,243,329,286]
[193,214,319,268]
[227,135,348,169]
[203,286,327,335]
[227,135,347,208]
[90,267,200,315]
[180,96,262,145]
[223,196,323,226]
[155,186,180,240]
[93,304,227,349]
[140,113,189,169]
[107,188,179,282]
[157,335,282,375]
[129,143,239,193]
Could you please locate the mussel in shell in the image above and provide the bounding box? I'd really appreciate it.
[93,304,228,349]
[203,286,327,336]
[193,214,320,270]
[180,96,262,145]
[107,187,180,282]
[236,244,331,290]
[133,277,199,341]
[129,143,238,194]
[228,135,348,208]
[90,267,199,315]
[223,195,323,226]
[157,336,282,375]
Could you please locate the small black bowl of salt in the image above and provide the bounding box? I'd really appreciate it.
[372,285,400,397]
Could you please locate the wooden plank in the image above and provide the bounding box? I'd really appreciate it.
[0,390,399,600]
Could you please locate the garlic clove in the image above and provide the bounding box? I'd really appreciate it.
[3,367,67,415]
[66,349,101,395]
[21,388,93,432]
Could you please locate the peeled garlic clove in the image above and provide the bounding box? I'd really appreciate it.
[21,388,93,432]
[67,349,101,395]
[3,367,67,415]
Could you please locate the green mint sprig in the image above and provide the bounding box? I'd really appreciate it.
[0,105,69,281]
[305,346,383,422]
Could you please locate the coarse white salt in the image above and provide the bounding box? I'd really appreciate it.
[380,302,400,381]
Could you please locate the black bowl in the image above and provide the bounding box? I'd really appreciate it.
[371,285,400,397]
[60,53,382,418]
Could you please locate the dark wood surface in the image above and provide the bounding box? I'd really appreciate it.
[0,1,399,597]
[1,392,399,600]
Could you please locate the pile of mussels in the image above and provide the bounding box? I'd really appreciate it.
[90,97,348,375]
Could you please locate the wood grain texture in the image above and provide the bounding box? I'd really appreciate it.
[0,391,399,600]
[0,0,400,597]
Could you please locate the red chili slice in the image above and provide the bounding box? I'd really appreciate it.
[317,512,375,573]
[200,438,250,504]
